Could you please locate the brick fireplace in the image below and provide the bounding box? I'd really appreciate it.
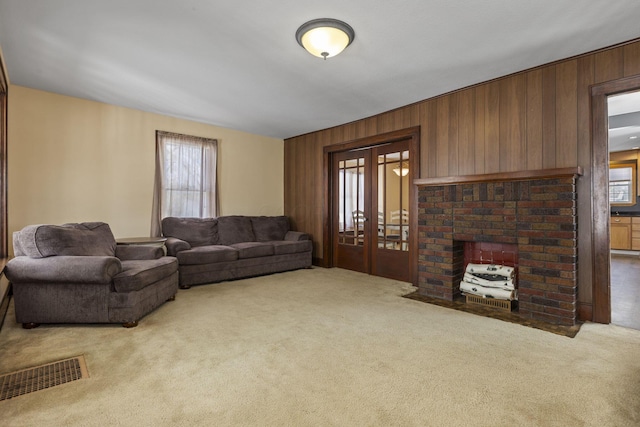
[415,168,581,326]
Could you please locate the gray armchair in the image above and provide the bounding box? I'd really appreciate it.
[5,222,178,328]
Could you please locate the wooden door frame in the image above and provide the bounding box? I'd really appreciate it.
[591,74,640,324]
[323,126,420,285]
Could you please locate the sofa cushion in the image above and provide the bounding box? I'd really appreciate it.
[269,240,313,255]
[251,216,290,242]
[15,222,116,258]
[230,242,274,259]
[217,216,255,245]
[162,217,218,247]
[113,257,178,293]
[176,245,239,265]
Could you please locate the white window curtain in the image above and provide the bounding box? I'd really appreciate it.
[150,131,219,236]
[339,169,364,231]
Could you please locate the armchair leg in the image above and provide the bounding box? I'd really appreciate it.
[122,321,139,328]
[167,295,176,301]
[179,284,191,290]
[22,322,40,329]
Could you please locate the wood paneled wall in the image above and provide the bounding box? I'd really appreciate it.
[284,39,640,317]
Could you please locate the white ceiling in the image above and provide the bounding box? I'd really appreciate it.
[608,91,640,152]
[1,1,640,140]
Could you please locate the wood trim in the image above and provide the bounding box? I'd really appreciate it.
[0,53,7,259]
[414,167,582,186]
[591,74,640,324]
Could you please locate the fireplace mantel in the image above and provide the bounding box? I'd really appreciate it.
[414,167,582,187]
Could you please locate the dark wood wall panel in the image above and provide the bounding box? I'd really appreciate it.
[624,43,640,76]
[436,96,451,177]
[499,75,526,172]
[556,60,578,167]
[594,48,624,84]
[473,86,486,175]
[457,88,475,175]
[541,66,557,168]
[484,81,501,174]
[526,69,543,170]
[284,39,640,317]
[420,99,438,178]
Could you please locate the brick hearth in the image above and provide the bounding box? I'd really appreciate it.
[416,168,581,326]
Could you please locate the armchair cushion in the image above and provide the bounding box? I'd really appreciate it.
[14,222,116,258]
[162,217,218,247]
[113,257,179,293]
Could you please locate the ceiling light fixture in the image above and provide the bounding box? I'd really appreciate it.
[296,18,355,60]
[393,162,409,177]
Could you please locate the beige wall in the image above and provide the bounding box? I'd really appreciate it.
[8,85,283,251]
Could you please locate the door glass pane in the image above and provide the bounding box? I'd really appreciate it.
[377,158,386,248]
[339,156,365,246]
[378,150,409,251]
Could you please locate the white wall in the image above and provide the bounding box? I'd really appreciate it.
[8,85,284,252]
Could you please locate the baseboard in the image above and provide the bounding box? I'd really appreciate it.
[312,257,329,268]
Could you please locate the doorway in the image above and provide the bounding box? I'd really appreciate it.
[608,89,640,329]
[591,75,640,325]
[332,140,411,282]
[323,127,420,284]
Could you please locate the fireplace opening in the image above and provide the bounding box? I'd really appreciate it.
[459,242,519,311]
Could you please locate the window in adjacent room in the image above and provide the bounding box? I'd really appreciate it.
[151,131,218,236]
[609,160,637,206]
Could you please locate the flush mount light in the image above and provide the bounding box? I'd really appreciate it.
[393,162,409,177]
[296,18,355,60]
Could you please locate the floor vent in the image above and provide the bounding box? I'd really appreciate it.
[0,355,89,401]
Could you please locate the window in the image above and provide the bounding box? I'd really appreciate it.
[151,131,218,236]
[609,161,637,206]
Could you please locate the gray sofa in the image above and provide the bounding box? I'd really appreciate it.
[5,222,179,328]
[161,215,312,288]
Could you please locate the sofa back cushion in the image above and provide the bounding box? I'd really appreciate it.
[14,222,116,258]
[161,217,218,247]
[217,216,255,245]
[251,216,290,241]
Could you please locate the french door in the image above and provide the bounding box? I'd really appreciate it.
[332,139,411,282]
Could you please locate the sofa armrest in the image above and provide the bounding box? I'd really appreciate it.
[165,237,191,256]
[285,231,310,241]
[5,256,122,284]
[115,245,164,260]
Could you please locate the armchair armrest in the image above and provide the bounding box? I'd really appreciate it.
[164,237,191,256]
[115,245,164,260]
[5,256,122,284]
[285,231,310,241]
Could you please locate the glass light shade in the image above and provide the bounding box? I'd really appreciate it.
[393,162,409,176]
[296,19,355,59]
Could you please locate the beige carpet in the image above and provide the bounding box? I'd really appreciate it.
[1,267,640,426]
